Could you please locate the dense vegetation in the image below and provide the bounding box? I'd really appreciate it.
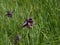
[0,0,60,45]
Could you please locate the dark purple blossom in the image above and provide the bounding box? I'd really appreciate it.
[15,34,21,41]
[6,11,13,17]
[23,19,28,27]
[14,34,21,45]
[23,17,33,28]
[28,17,33,26]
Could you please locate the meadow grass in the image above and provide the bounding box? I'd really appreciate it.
[0,0,60,45]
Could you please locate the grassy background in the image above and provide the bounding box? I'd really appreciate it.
[0,0,60,45]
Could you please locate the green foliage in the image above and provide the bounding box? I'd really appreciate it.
[0,0,60,45]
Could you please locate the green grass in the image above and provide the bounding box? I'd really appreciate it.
[0,0,60,45]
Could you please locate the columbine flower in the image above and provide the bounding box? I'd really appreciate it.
[23,19,28,27]
[14,34,21,45]
[15,34,21,41]
[28,17,33,26]
[23,17,33,28]
[6,11,13,17]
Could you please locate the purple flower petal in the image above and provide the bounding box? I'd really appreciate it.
[23,17,33,28]
[23,19,28,27]
[6,11,13,17]
[14,34,21,45]
[28,17,33,26]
